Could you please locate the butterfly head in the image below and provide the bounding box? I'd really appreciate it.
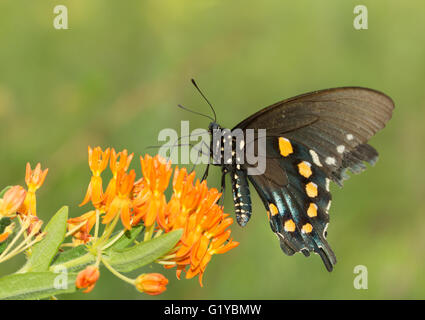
[208,121,221,134]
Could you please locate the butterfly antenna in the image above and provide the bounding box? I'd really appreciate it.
[191,78,217,122]
[177,104,215,122]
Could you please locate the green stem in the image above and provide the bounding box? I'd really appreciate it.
[94,209,100,240]
[49,252,95,272]
[102,230,125,250]
[98,212,120,245]
[101,257,134,285]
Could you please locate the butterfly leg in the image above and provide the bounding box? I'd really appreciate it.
[218,167,227,206]
[201,164,210,181]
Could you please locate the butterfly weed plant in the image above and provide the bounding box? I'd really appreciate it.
[0,147,239,299]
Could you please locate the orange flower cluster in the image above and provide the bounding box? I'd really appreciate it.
[71,147,239,286]
[69,147,138,242]
[135,157,239,286]
[0,163,48,242]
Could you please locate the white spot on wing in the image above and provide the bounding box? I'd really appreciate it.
[325,178,330,191]
[337,145,345,154]
[323,223,329,238]
[326,200,332,213]
[309,149,322,167]
[346,134,354,141]
[325,157,336,165]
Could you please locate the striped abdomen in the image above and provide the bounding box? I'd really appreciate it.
[231,167,252,227]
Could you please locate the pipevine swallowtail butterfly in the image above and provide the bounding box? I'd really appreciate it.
[187,80,394,271]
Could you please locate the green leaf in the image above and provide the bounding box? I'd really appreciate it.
[111,224,144,251]
[0,217,12,233]
[103,229,182,273]
[51,245,88,266]
[0,240,7,255]
[0,272,77,300]
[0,186,11,198]
[21,206,69,272]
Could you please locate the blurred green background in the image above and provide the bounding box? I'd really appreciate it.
[1,0,424,299]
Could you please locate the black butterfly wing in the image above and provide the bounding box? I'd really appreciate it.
[247,138,335,270]
[235,87,394,185]
[234,87,394,271]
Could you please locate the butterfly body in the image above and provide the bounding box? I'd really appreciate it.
[206,86,394,271]
[207,122,254,227]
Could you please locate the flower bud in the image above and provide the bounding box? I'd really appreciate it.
[135,273,168,295]
[76,266,100,293]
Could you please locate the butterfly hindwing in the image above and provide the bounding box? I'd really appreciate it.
[247,136,336,270]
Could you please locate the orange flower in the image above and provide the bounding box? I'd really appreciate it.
[19,163,48,216]
[80,147,110,208]
[135,273,168,295]
[67,210,97,244]
[25,163,49,192]
[103,149,134,207]
[0,185,26,218]
[102,170,136,229]
[76,266,100,293]
[186,229,239,286]
[132,155,172,228]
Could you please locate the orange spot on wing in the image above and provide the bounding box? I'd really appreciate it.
[298,161,312,178]
[269,203,279,216]
[302,223,313,233]
[278,137,293,157]
[307,203,318,217]
[284,219,296,232]
[306,182,318,198]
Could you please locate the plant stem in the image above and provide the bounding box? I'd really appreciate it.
[102,229,125,250]
[101,257,134,285]
[49,252,95,272]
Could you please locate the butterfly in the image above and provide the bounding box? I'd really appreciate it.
[187,80,394,271]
